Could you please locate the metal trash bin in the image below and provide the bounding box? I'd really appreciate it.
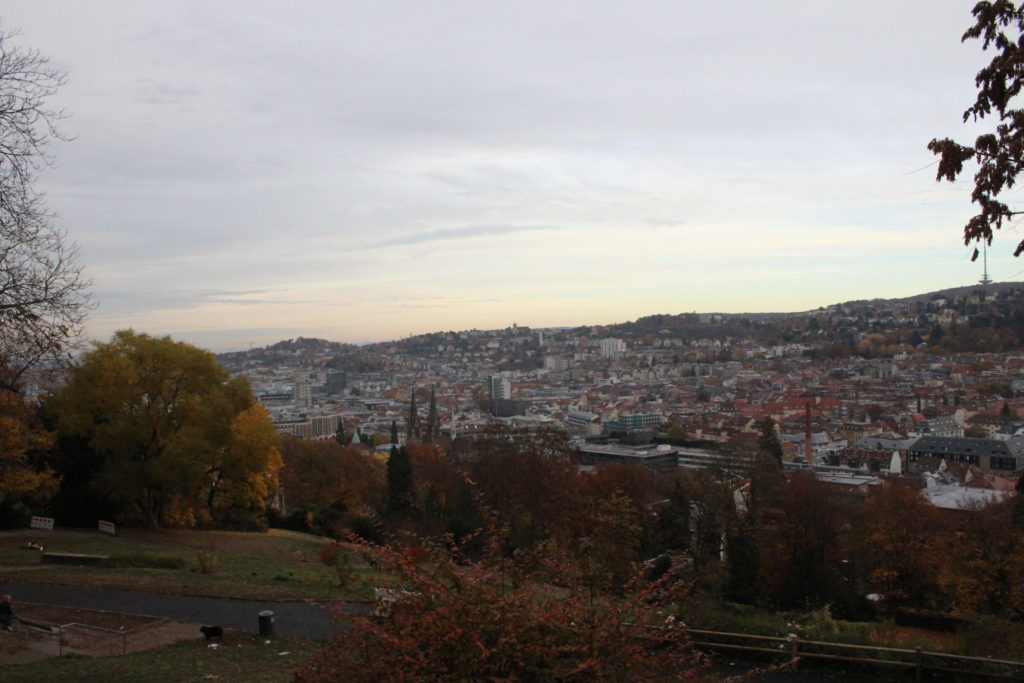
[258,610,275,637]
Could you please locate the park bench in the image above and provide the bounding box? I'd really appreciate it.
[41,552,110,565]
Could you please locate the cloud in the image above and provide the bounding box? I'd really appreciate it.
[3,1,1000,346]
[366,224,549,248]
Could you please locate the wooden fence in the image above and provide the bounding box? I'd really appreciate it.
[688,628,1024,681]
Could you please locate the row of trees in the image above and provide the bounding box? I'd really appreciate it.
[276,417,1024,620]
[285,418,1024,679]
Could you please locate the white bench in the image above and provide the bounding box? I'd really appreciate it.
[29,516,54,531]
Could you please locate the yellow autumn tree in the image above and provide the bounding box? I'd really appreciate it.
[855,482,947,609]
[52,330,279,528]
[937,500,1024,617]
[0,389,58,506]
[207,403,283,527]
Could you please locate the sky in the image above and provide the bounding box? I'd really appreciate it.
[2,1,1015,351]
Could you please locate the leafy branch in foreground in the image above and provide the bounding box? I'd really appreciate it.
[930,1,1024,258]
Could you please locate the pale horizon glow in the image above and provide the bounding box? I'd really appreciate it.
[5,1,1017,351]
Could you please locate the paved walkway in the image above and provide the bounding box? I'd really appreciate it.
[0,581,368,641]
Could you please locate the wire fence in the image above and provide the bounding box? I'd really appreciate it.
[20,617,171,657]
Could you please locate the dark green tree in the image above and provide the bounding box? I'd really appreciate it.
[386,446,414,515]
[335,423,348,446]
[1014,475,1024,528]
[390,419,399,445]
[446,476,482,542]
[757,417,784,467]
[725,520,761,604]
[655,479,691,552]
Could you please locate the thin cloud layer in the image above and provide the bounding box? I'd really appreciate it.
[4,1,1005,349]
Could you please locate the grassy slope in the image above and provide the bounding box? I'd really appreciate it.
[0,634,321,682]
[0,529,379,601]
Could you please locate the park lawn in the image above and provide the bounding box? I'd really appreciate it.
[0,529,379,601]
[0,634,322,682]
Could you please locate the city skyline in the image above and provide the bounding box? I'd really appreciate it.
[5,1,1014,351]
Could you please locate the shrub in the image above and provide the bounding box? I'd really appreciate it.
[957,616,1024,660]
[105,554,187,570]
[297,532,706,682]
[319,540,357,590]
[195,550,219,574]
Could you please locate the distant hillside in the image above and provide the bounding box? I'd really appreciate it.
[221,281,1024,365]
[833,281,1024,307]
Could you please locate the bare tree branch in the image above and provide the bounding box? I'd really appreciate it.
[0,29,90,391]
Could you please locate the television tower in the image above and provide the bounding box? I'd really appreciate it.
[979,241,993,287]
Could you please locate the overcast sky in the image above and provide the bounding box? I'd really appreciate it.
[3,1,1011,350]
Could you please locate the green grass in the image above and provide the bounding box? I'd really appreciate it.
[681,592,1024,659]
[0,529,380,601]
[685,594,897,647]
[0,634,322,682]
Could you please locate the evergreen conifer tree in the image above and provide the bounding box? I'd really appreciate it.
[386,446,414,515]
[758,417,784,467]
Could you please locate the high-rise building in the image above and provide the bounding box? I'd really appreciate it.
[293,374,311,408]
[487,375,512,415]
[599,338,626,358]
[489,375,511,401]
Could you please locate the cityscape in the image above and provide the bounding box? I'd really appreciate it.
[226,280,1024,506]
[8,1,1024,679]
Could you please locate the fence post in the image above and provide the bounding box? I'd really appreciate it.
[789,633,799,665]
[916,646,922,683]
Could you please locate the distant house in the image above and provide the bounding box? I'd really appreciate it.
[565,410,601,436]
[994,421,1024,441]
[576,443,680,470]
[907,435,1024,474]
[965,413,1005,439]
[920,471,1009,510]
[835,447,894,472]
[907,417,963,439]
[852,434,917,452]
[815,472,881,498]
[602,413,664,435]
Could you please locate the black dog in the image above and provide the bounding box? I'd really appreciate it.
[200,625,223,641]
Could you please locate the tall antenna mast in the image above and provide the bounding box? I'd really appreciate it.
[979,241,992,287]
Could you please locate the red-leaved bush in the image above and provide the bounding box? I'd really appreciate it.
[296,529,706,682]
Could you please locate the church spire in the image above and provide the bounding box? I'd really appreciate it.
[407,390,421,441]
[425,385,439,441]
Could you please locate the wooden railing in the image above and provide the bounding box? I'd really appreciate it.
[688,628,1024,681]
